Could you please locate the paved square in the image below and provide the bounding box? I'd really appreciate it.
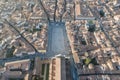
[51,26,65,54]
[47,22,69,57]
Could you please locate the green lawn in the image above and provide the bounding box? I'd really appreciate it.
[42,64,45,75]
[33,28,41,32]
[46,64,50,80]
[30,59,35,70]
[6,46,15,58]
[40,77,43,80]
[83,57,99,66]
[9,78,24,80]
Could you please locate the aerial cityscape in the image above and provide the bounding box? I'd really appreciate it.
[0,0,120,80]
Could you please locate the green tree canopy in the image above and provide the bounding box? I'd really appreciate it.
[99,10,105,17]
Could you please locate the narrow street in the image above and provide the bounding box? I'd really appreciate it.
[38,0,50,22]
[60,0,67,22]
[4,19,39,53]
[54,0,58,21]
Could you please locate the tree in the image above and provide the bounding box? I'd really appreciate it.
[6,46,15,58]
[91,58,99,65]
[83,57,99,66]
[81,38,87,45]
[88,20,96,32]
[32,75,40,80]
[99,10,105,17]
[88,24,96,32]
[83,58,92,66]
